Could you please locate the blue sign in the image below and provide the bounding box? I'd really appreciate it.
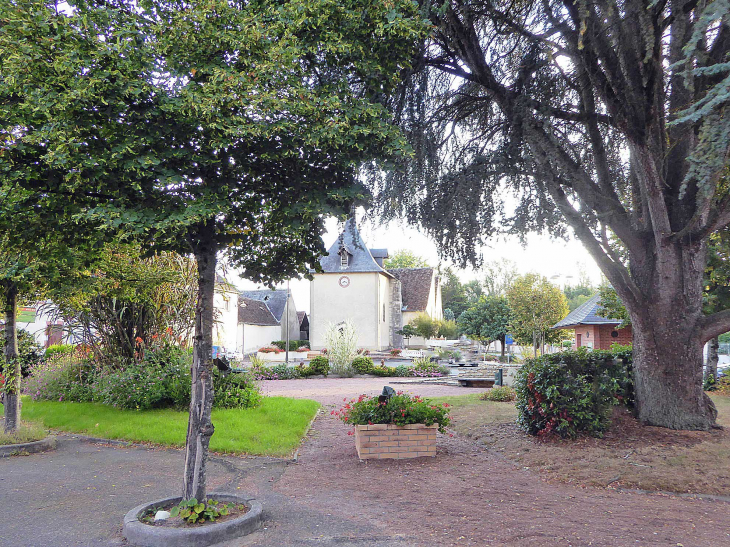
[505,334,514,345]
[212,346,220,358]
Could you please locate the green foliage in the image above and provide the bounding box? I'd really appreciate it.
[482,259,518,297]
[252,363,297,380]
[598,286,632,327]
[409,313,438,339]
[506,274,570,351]
[440,268,470,318]
[514,346,633,439]
[393,364,412,377]
[0,329,43,378]
[45,344,76,360]
[480,386,516,402]
[169,498,240,525]
[411,358,450,377]
[370,363,398,376]
[352,356,375,374]
[0,421,47,446]
[212,370,262,410]
[436,319,458,339]
[336,392,451,433]
[306,356,330,377]
[443,308,455,321]
[458,296,511,348]
[325,321,358,377]
[271,340,309,351]
[396,324,418,339]
[23,351,97,403]
[383,249,430,269]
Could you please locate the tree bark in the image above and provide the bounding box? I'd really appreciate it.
[499,335,505,357]
[628,242,718,430]
[182,224,217,501]
[706,336,719,384]
[3,282,21,433]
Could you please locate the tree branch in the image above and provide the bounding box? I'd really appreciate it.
[701,309,730,344]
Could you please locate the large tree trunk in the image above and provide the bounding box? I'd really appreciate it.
[706,337,719,385]
[628,242,718,430]
[182,225,217,501]
[3,282,21,433]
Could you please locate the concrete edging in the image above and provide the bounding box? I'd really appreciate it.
[123,493,262,547]
[0,435,57,458]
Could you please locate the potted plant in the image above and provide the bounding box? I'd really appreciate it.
[335,392,450,460]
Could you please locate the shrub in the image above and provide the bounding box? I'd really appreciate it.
[390,348,402,357]
[393,364,412,377]
[307,356,329,376]
[1,329,44,378]
[370,363,397,376]
[436,319,459,339]
[410,313,438,339]
[271,340,309,351]
[336,392,451,433]
[23,351,97,403]
[715,376,730,396]
[212,370,261,409]
[258,346,283,354]
[412,357,449,377]
[480,386,516,402]
[514,346,633,439]
[45,344,76,360]
[352,356,375,375]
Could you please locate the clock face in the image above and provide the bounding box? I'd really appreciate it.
[338,276,351,288]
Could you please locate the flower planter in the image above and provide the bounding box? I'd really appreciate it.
[354,423,437,460]
[123,493,262,547]
[256,351,306,362]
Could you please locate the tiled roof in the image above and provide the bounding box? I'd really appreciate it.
[240,290,288,322]
[318,218,393,277]
[553,293,621,328]
[297,311,308,328]
[387,267,435,312]
[238,296,279,326]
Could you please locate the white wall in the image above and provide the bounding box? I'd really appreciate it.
[239,324,281,353]
[213,289,239,352]
[310,272,389,350]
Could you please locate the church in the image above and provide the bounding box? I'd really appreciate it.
[309,218,443,351]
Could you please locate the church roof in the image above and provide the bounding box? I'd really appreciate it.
[553,293,621,329]
[239,289,289,322]
[387,267,435,312]
[297,311,308,328]
[318,218,394,277]
[238,296,279,326]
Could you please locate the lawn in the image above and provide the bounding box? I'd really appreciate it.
[1,396,319,457]
[436,391,730,496]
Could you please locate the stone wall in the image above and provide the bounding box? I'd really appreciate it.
[389,278,403,348]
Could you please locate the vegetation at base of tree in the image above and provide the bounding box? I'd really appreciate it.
[335,392,451,433]
[5,397,320,457]
[168,498,242,525]
[514,345,634,439]
[383,249,430,269]
[0,421,47,446]
[507,274,570,353]
[480,386,516,402]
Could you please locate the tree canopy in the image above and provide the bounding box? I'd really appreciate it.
[457,296,511,356]
[384,249,430,269]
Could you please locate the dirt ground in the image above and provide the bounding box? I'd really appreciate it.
[265,378,730,546]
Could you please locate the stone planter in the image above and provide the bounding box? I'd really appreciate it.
[354,423,437,460]
[123,493,262,547]
[256,351,306,362]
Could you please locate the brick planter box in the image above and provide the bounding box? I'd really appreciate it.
[354,423,437,460]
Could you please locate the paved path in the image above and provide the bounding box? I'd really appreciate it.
[1,379,729,546]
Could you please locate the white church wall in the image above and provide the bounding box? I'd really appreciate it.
[213,289,239,353]
[378,274,390,349]
[310,272,384,350]
[240,324,281,353]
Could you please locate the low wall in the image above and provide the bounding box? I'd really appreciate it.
[354,423,437,460]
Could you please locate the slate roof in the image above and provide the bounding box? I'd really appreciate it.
[238,296,279,326]
[553,293,621,329]
[239,290,289,322]
[318,218,393,277]
[297,311,309,329]
[387,267,435,312]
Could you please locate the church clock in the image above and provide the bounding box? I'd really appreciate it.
[338,276,351,288]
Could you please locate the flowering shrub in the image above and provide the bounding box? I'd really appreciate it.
[412,357,450,377]
[390,348,402,356]
[296,346,310,352]
[23,350,96,403]
[335,392,451,433]
[514,346,633,439]
[252,363,298,380]
[258,346,284,354]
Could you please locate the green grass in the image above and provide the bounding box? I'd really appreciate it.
[0,421,47,445]
[1,397,319,457]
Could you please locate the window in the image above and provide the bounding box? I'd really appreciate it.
[340,252,348,267]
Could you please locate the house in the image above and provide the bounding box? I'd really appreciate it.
[238,289,300,353]
[552,293,632,350]
[213,275,240,354]
[309,217,442,351]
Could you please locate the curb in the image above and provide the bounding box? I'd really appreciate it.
[0,435,57,458]
[123,493,262,547]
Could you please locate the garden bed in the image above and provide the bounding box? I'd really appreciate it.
[2,396,319,457]
[434,393,730,496]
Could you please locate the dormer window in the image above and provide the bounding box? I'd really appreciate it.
[341,252,348,267]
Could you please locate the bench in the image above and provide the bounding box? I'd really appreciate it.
[448,362,478,368]
[457,378,496,388]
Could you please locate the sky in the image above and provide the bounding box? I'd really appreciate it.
[231,209,604,314]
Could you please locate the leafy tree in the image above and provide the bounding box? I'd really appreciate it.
[2,0,427,498]
[436,319,458,339]
[396,324,418,344]
[409,312,438,339]
[457,296,512,356]
[507,274,569,355]
[384,249,430,269]
[443,308,455,321]
[483,259,518,297]
[376,0,730,429]
[441,267,469,318]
